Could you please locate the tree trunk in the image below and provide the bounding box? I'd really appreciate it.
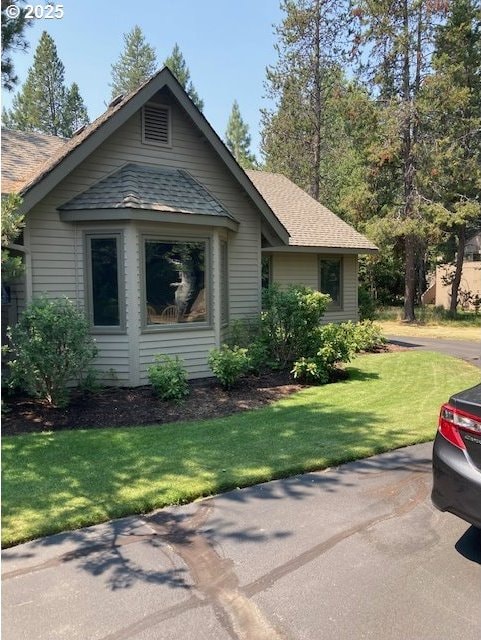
[404,235,417,321]
[311,0,322,201]
[416,241,427,305]
[449,224,466,315]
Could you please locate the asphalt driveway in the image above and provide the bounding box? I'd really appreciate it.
[3,442,480,640]
[388,335,481,368]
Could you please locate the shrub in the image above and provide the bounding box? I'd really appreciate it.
[208,344,250,389]
[148,354,189,401]
[351,320,386,352]
[316,323,354,367]
[226,319,272,373]
[7,296,97,407]
[358,286,376,321]
[291,356,329,384]
[226,318,262,349]
[261,284,330,369]
[292,323,354,384]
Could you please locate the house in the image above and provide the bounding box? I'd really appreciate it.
[1,67,377,385]
[422,231,481,310]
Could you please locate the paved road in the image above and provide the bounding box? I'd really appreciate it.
[3,443,480,640]
[388,335,481,368]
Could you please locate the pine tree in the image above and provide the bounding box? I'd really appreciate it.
[225,101,256,169]
[261,0,351,200]
[1,194,24,282]
[2,31,88,137]
[1,0,30,90]
[352,1,447,321]
[110,25,157,98]
[63,82,90,136]
[164,43,204,110]
[418,0,481,314]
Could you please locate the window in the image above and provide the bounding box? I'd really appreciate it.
[262,255,272,289]
[142,104,171,146]
[320,258,342,308]
[220,241,229,325]
[86,234,124,329]
[144,239,208,326]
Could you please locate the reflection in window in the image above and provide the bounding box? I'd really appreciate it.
[320,258,342,307]
[145,240,207,325]
[220,241,228,325]
[262,255,272,289]
[89,236,120,326]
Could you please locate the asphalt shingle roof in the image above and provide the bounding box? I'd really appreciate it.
[246,170,377,251]
[58,163,235,219]
[1,129,67,193]
[1,125,376,252]
[1,73,157,196]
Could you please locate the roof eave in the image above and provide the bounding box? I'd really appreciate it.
[59,208,240,232]
[262,245,379,255]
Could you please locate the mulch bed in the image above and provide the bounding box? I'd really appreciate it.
[2,371,308,436]
[2,344,404,436]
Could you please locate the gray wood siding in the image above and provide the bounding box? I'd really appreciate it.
[139,330,216,382]
[25,90,262,383]
[272,252,359,323]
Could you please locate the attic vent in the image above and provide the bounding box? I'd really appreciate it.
[142,104,171,146]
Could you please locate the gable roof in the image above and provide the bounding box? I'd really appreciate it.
[247,170,377,253]
[58,163,236,220]
[2,66,289,245]
[1,69,376,255]
[1,129,67,193]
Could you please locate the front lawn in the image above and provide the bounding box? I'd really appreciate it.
[2,351,479,547]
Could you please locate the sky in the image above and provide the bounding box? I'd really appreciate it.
[1,0,285,155]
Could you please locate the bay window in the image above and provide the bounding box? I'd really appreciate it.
[144,238,208,326]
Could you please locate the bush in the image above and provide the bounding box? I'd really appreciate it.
[350,320,386,352]
[291,356,330,384]
[208,344,250,389]
[358,286,376,321]
[292,323,354,384]
[261,284,330,369]
[291,321,386,384]
[7,297,97,407]
[226,318,262,349]
[148,354,189,401]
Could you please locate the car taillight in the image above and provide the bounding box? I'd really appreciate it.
[439,403,481,450]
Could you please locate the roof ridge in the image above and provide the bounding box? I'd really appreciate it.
[1,127,67,142]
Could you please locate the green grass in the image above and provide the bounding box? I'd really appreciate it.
[2,351,480,547]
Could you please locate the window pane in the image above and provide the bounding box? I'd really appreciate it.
[91,238,120,326]
[145,241,206,324]
[320,259,341,306]
[262,256,271,289]
[220,242,228,324]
